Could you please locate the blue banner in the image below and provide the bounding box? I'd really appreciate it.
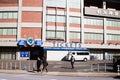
[43,47,89,51]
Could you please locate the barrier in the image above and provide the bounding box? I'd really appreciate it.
[0,60,113,73]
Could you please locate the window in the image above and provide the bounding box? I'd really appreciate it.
[72,52,75,55]
[107,20,120,28]
[46,15,55,22]
[70,32,80,39]
[84,18,103,26]
[0,48,16,60]
[0,28,17,36]
[0,12,18,19]
[56,31,65,39]
[47,15,65,23]
[3,29,7,35]
[69,0,81,9]
[85,33,103,40]
[56,16,65,23]
[107,34,120,41]
[70,17,80,24]
[46,30,65,40]
[0,29,2,35]
[46,31,55,38]
[46,7,66,40]
[77,52,89,55]
[46,0,66,8]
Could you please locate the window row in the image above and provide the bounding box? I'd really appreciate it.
[46,0,81,8]
[46,15,81,24]
[47,16,120,27]
[68,0,81,9]
[107,34,120,41]
[46,15,66,23]
[0,28,17,35]
[0,52,16,60]
[84,33,103,40]
[84,18,103,26]
[70,32,80,39]
[107,21,120,27]
[46,30,65,40]
[70,17,80,24]
[0,12,18,19]
[0,48,16,60]
[46,0,66,8]
[46,31,120,41]
[84,18,120,28]
[46,31,81,40]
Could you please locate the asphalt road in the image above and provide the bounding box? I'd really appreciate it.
[0,73,119,80]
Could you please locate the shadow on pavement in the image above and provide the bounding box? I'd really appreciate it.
[61,67,72,69]
[113,76,120,79]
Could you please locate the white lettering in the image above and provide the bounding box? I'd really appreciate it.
[115,12,119,16]
[52,42,81,48]
[70,43,73,48]
[53,42,56,47]
[103,10,107,15]
[109,11,113,15]
[97,10,101,14]
[96,9,119,17]
[65,43,68,47]
[60,42,63,47]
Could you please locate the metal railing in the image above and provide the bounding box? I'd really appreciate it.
[0,60,113,72]
[0,60,36,71]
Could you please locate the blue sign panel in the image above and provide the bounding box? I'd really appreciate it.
[17,40,26,46]
[20,51,29,58]
[35,40,43,46]
[17,39,43,47]
[44,47,89,51]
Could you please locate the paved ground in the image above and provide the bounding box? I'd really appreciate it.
[0,72,119,80]
[0,70,119,77]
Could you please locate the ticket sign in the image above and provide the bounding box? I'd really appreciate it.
[20,51,29,58]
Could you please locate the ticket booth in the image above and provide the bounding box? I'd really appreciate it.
[17,38,43,60]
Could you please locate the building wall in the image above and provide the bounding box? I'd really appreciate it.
[0,0,120,60]
[47,51,68,61]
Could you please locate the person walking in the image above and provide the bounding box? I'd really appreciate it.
[37,57,42,72]
[70,55,75,69]
[42,57,48,72]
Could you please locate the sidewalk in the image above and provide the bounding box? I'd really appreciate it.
[0,69,118,77]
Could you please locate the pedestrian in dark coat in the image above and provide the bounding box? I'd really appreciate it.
[42,57,48,72]
[37,57,42,72]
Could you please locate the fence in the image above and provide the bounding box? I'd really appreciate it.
[0,60,36,71]
[0,60,113,72]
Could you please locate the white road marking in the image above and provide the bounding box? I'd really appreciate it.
[0,79,7,80]
[50,79,57,80]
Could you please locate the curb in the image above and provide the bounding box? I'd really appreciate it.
[0,70,118,77]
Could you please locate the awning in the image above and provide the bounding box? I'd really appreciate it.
[17,40,26,46]
[17,40,43,46]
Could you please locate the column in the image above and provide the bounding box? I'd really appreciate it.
[66,0,69,42]
[17,0,22,41]
[103,1,107,44]
[81,0,84,44]
[42,0,46,42]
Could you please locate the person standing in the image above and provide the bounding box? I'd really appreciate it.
[37,57,42,72]
[70,56,75,69]
[42,57,48,72]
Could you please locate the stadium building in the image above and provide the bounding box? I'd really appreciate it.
[0,0,120,61]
